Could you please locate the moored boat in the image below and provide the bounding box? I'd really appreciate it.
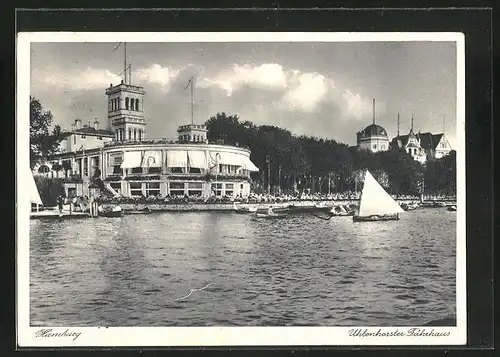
[233,202,258,214]
[329,204,354,216]
[98,204,122,217]
[255,213,288,219]
[353,170,404,222]
[447,205,457,211]
[125,205,152,214]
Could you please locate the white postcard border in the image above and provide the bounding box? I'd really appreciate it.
[16,31,466,347]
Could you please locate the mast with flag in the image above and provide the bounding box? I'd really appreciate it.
[113,42,131,85]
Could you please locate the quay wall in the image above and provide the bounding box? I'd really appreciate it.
[119,198,455,212]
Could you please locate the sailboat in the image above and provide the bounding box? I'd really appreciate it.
[29,171,43,211]
[353,170,404,222]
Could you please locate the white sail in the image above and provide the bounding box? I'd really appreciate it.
[358,170,404,217]
[29,171,43,205]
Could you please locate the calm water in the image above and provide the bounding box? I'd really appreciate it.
[30,208,456,327]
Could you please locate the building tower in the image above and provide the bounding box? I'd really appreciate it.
[105,43,147,142]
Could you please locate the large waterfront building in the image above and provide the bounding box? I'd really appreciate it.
[356,98,391,153]
[33,79,259,199]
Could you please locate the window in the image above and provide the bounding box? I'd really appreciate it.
[225,183,234,197]
[68,188,76,198]
[373,144,377,150]
[81,135,86,139]
[83,159,88,176]
[240,184,244,190]
[211,183,223,196]
[130,182,143,196]
[128,129,132,140]
[188,182,203,196]
[146,182,160,196]
[73,135,76,145]
[170,167,184,174]
[189,167,202,174]
[110,182,121,194]
[111,155,123,175]
[148,167,161,174]
[169,182,185,196]
[125,97,129,110]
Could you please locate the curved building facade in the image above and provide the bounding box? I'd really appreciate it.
[35,79,259,199]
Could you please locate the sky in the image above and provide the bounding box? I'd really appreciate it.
[30,41,457,147]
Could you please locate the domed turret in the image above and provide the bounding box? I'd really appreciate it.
[356,98,390,153]
[358,124,388,138]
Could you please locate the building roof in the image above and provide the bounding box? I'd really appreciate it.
[74,126,114,137]
[418,132,444,150]
[391,132,444,150]
[357,124,388,138]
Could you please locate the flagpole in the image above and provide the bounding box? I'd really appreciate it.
[190,77,194,125]
[124,42,127,84]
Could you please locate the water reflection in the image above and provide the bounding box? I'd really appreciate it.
[30,208,457,327]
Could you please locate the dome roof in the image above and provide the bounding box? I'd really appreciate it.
[358,124,388,138]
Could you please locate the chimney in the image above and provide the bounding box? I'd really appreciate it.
[75,119,82,129]
[94,119,99,131]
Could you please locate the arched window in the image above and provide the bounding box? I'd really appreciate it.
[128,129,132,140]
[134,129,137,141]
[138,130,142,141]
[125,98,129,110]
[135,98,140,111]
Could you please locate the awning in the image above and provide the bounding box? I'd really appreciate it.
[143,151,162,167]
[121,151,143,169]
[188,151,206,168]
[211,152,244,167]
[166,151,188,168]
[241,157,259,172]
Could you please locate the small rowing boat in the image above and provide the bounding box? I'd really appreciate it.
[233,202,258,214]
[98,204,122,218]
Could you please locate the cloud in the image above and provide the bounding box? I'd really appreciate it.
[135,64,181,90]
[199,63,288,96]
[280,72,330,112]
[341,89,374,120]
[201,63,333,112]
[43,67,122,90]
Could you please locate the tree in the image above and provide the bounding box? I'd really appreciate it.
[30,96,62,168]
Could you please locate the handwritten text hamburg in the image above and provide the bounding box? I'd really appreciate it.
[34,329,82,341]
[349,328,451,337]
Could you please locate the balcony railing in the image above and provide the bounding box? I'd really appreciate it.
[102,138,250,151]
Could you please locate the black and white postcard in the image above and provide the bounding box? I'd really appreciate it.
[17,31,466,347]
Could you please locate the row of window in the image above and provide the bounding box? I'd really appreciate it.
[110,97,141,111]
[179,134,206,142]
[115,128,143,141]
[108,181,243,197]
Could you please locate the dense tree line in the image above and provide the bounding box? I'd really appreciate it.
[205,112,456,195]
[30,96,63,169]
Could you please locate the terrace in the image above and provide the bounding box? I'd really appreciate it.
[103,138,251,152]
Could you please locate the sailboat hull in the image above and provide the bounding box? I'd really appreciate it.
[353,214,399,222]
